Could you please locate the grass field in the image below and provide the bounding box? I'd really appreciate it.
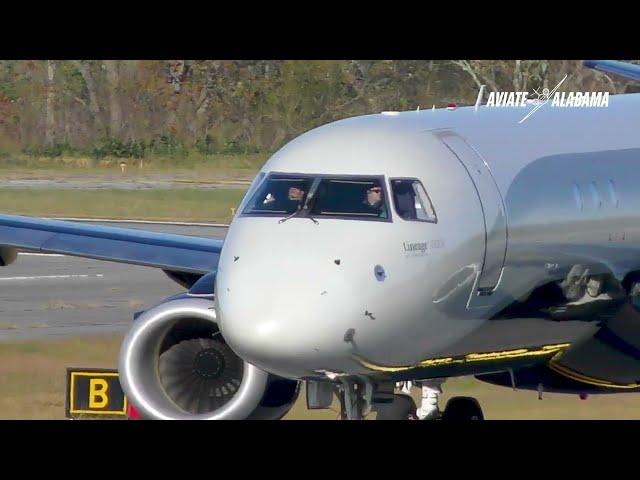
[0,153,267,182]
[0,188,247,223]
[1,335,639,420]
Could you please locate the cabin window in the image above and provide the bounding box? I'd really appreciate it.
[390,178,437,223]
[242,173,391,221]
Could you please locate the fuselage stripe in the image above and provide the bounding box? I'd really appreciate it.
[353,343,571,374]
[547,360,640,390]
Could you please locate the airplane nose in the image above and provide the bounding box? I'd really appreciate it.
[213,225,394,379]
[217,304,341,379]
[215,279,344,379]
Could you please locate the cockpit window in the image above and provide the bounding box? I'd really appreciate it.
[242,174,314,215]
[242,173,390,221]
[310,178,388,219]
[390,178,437,223]
[236,171,266,214]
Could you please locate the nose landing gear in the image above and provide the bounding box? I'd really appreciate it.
[331,377,485,420]
[415,379,445,420]
[373,379,484,420]
[374,392,419,420]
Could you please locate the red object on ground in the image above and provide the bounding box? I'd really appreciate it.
[579,393,588,400]
[446,103,458,110]
[127,403,141,419]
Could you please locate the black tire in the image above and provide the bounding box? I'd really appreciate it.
[441,396,484,421]
[375,394,417,420]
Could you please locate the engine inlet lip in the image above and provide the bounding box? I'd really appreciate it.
[119,298,269,420]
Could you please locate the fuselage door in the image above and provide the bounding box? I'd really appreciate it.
[436,130,507,296]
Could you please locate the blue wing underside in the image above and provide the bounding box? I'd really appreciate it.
[583,60,640,82]
[0,214,223,275]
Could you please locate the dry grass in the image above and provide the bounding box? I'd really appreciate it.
[0,336,122,419]
[0,188,246,224]
[1,335,639,420]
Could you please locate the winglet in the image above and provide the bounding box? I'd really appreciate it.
[583,60,640,82]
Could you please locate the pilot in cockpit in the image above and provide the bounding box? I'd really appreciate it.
[362,185,387,218]
[287,185,305,203]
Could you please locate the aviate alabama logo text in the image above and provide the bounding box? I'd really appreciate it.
[483,75,609,123]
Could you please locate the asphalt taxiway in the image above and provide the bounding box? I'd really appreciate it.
[0,221,227,341]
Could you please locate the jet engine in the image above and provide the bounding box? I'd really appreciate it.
[118,296,300,419]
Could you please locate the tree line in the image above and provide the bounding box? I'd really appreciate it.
[0,60,636,160]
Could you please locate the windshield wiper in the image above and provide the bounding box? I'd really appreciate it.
[278,205,303,224]
[305,206,319,225]
[278,179,320,225]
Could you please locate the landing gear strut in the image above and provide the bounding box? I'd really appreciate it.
[371,379,444,420]
[378,379,485,420]
[335,377,485,420]
[337,377,373,420]
[416,379,445,420]
[374,393,418,420]
[374,379,447,420]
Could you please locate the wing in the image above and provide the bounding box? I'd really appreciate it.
[0,213,223,275]
[583,60,640,82]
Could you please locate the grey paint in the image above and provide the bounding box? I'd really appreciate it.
[217,93,640,379]
[436,130,507,294]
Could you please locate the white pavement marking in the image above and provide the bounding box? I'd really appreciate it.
[0,274,104,281]
[19,253,65,257]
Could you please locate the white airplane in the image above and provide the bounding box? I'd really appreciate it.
[1,60,639,420]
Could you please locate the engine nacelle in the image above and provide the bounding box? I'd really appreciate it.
[119,296,300,420]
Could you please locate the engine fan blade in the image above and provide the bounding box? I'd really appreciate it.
[158,338,244,415]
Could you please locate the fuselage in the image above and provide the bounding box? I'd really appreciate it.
[215,93,640,380]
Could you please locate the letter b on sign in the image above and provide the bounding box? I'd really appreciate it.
[89,378,109,408]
